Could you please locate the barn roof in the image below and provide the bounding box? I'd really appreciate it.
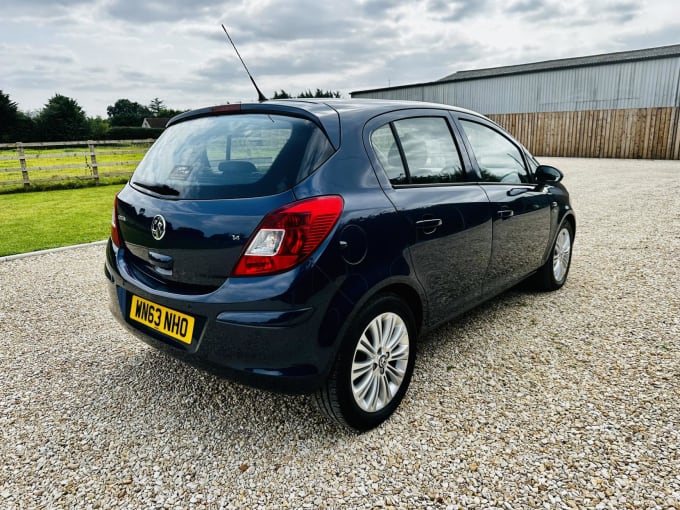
[352,44,680,96]
[438,44,680,83]
[142,117,169,129]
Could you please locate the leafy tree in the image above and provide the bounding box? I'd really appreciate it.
[0,90,19,142]
[88,116,109,139]
[312,89,341,98]
[107,99,151,127]
[14,112,37,142]
[272,89,340,99]
[36,94,89,141]
[148,97,165,117]
[146,97,185,119]
[157,107,185,119]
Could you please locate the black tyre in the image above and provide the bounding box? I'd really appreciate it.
[314,293,416,431]
[532,221,574,291]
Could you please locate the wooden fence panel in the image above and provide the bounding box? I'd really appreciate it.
[672,107,680,159]
[0,139,154,189]
[487,106,680,159]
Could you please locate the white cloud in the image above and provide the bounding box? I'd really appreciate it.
[0,0,676,117]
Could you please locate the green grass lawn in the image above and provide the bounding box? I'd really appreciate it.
[0,184,124,257]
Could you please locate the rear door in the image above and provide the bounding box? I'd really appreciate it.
[365,110,492,324]
[454,114,552,294]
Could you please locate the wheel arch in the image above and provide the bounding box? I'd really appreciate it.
[563,212,576,240]
[317,276,425,353]
[542,210,576,265]
[375,282,424,335]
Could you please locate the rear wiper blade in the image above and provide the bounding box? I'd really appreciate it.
[133,181,180,196]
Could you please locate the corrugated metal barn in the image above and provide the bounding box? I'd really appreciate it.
[352,45,680,159]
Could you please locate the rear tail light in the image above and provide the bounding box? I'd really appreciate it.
[111,194,124,248]
[232,195,344,276]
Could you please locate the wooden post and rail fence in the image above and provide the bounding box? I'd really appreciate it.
[0,139,154,189]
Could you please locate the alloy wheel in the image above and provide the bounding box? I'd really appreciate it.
[552,227,572,283]
[350,312,410,413]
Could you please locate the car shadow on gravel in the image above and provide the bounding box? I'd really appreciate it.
[417,286,542,350]
[88,285,551,442]
[89,344,352,441]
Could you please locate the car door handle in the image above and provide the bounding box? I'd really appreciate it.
[415,218,442,235]
[497,209,514,219]
[415,218,443,229]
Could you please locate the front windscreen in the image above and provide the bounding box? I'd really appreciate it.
[131,114,335,199]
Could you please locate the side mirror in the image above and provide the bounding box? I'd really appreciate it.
[535,165,563,183]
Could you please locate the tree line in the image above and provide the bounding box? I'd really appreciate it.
[272,89,341,99]
[0,91,184,143]
[0,89,342,143]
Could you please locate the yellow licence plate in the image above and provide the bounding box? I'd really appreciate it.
[129,295,195,345]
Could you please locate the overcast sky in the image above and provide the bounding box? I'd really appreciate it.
[1,0,678,117]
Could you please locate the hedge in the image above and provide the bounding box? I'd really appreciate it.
[105,127,164,140]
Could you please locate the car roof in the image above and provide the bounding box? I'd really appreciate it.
[268,98,479,119]
[168,98,483,150]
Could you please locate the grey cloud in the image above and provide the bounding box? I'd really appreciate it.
[192,57,252,83]
[235,5,363,43]
[613,22,680,49]
[437,0,491,22]
[3,66,62,91]
[119,69,154,84]
[385,42,483,80]
[0,0,92,19]
[104,0,228,23]
[192,22,484,96]
[506,0,548,14]
[587,1,642,23]
[505,0,642,25]
[2,0,677,117]
[0,0,90,9]
[33,53,75,65]
[504,0,567,22]
[358,0,405,21]
[345,40,487,92]
[1,0,89,6]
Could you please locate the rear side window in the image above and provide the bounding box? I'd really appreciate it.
[371,125,407,184]
[132,114,335,199]
[371,117,465,186]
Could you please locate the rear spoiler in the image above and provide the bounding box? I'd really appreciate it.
[167,102,342,150]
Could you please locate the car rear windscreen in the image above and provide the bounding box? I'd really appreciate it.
[131,114,335,199]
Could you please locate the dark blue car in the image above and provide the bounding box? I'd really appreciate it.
[106,99,575,430]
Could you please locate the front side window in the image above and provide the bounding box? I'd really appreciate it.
[132,114,335,199]
[459,120,529,184]
[371,117,465,186]
[526,152,539,174]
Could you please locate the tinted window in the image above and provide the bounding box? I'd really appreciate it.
[526,152,539,174]
[371,124,407,184]
[459,120,529,184]
[371,117,465,186]
[132,114,334,199]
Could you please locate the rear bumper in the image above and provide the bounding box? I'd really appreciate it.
[105,241,342,394]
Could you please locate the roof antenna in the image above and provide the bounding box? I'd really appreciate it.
[221,24,268,102]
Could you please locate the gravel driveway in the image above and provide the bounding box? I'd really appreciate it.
[1,158,678,509]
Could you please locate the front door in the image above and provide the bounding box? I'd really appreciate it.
[455,117,552,294]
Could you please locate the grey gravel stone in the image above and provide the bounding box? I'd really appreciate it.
[0,158,678,509]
